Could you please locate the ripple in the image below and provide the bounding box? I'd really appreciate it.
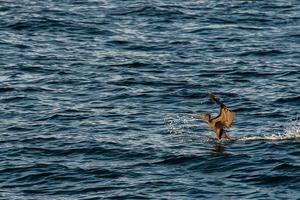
[272,163,300,172]
[239,49,284,57]
[275,96,300,103]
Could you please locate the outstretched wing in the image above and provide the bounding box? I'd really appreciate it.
[219,106,235,128]
[211,105,235,128]
[207,92,223,105]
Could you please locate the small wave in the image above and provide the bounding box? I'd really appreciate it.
[156,154,199,165]
[1,96,36,103]
[38,113,90,121]
[275,96,300,103]
[239,49,284,57]
[238,119,300,141]
[115,5,191,18]
[110,61,151,68]
[7,18,66,31]
[0,87,15,92]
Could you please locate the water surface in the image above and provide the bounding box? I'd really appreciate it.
[0,0,300,199]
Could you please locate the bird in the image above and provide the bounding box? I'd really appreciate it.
[192,92,235,140]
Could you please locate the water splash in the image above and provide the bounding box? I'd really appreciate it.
[164,114,194,134]
[238,118,300,141]
[164,114,216,143]
[165,114,300,142]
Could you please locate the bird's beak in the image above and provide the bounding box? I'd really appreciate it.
[192,113,202,118]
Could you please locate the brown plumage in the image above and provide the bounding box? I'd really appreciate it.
[192,92,235,140]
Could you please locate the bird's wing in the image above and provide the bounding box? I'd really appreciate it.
[207,92,222,105]
[210,109,223,127]
[220,106,235,128]
[211,105,235,128]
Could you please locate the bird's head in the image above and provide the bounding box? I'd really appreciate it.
[192,113,211,122]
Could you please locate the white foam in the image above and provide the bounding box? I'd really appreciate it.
[237,119,300,141]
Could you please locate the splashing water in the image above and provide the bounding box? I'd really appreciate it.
[164,114,196,135]
[165,114,300,142]
[164,114,217,143]
[233,119,300,141]
[272,118,300,140]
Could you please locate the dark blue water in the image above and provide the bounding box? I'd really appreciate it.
[1,1,300,199]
